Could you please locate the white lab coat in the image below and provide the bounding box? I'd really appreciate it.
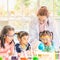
[29,15,60,51]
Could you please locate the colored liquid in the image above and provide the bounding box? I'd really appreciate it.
[33,56,39,60]
[58,52,60,60]
[0,56,3,60]
[20,58,28,60]
[11,56,18,60]
[55,52,59,60]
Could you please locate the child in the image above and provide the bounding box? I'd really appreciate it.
[0,25,15,56]
[15,31,31,53]
[38,30,55,52]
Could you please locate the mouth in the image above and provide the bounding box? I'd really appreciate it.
[44,43,48,45]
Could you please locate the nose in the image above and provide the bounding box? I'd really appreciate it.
[44,39,47,43]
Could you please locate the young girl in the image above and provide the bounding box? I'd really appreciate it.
[38,30,55,52]
[15,31,31,53]
[0,25,15,56]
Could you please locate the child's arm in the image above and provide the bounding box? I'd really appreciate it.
[9,43,15,56]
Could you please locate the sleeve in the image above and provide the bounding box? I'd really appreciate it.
[29,16,39,45]
[52,20,60,50]
[48,16,60,50]
[15,44,21,53]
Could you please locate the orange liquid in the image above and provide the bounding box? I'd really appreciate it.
[20,58,28,60]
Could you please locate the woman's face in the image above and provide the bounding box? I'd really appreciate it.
[5,30,14,43]
[38,15,47,24]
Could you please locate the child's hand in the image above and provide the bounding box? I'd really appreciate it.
[47,42,51,46]
[8,51,14,56]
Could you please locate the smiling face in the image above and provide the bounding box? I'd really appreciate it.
[5,30,14,44]
[41,35,52,46]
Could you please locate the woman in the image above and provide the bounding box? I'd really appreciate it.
[29,6,60,51]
